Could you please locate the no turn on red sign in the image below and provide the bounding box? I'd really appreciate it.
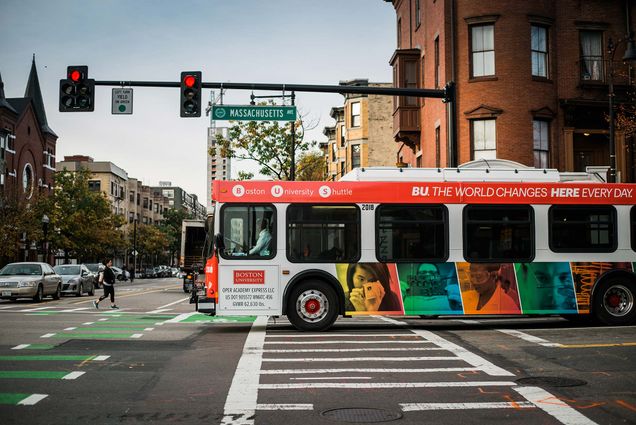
[112,88,133,114]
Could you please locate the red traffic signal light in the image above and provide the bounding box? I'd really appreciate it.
[180,71,202,117]
[59,66,94,112]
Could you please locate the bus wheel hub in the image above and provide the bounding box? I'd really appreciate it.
[297,290,328,321]
[604,284,633,317]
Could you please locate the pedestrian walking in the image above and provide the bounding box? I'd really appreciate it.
[93,258,118,309]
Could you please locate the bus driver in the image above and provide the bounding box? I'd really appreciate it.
[249,218,272,256]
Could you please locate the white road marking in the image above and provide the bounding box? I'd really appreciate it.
[256,404,313,411]
[263,347,442,353]
[164,312,198,323]
[514,386,598,425]
[497,329,563,347]
[60,307,89,312]
[130,333,143,339]
[98,318,109,321]
[83,322,95,325]
[64,327,76,331]
[260,367,479,374]
[62,371,85,380]
[19,307,52,312]
[144,327,155,331]
[92,355,110,361]
[266,333,417,338]
[147,308,173,314]
[262,356,459,362]
[401,401,535,411]
[17,394,48,405]
[221,316,268,425]
[378,316,514,376]
[40,333,55,338]
[11,344,30,350]
[259,381,517,389]
[0,306,16,310]
[264,340,429,345]
[290,376,372,380]
[156,297,189,310]
[453,319,482,324]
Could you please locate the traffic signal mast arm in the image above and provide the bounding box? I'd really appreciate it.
[94,79,451,101]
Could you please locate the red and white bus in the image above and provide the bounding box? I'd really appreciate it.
[194,162,636,331]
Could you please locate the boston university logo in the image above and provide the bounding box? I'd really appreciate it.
[233,270,265,284]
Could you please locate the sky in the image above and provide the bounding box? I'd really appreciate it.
[0,0,396,203]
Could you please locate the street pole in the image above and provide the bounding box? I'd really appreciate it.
[290,92,296,181]
[608,43,616,183]
[133,219,137,275]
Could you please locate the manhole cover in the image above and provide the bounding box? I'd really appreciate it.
[321,408,402,423]
[516,376,587,387]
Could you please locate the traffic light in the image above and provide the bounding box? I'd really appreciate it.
[59,66,95,112]
[180,71,202,117]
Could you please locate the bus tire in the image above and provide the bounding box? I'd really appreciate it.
[286,280,338,332]
[592,277,636,326]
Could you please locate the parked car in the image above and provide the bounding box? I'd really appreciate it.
[84,263,104,288]
[111,266,129,281]
[0,262,62,302]
[143,268,156,279]
[53,264,95,297]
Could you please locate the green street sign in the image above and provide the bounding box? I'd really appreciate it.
[212,105,297,122]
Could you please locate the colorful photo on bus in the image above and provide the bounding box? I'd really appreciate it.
[457,263,521,314]
[396,263,463,315]
[514,262,578,314]
[337,263,404,315]
[571,262,634,313]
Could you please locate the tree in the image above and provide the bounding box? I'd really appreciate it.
[158,208,190,265]
[0,187,46,266]
[213,102,317,180]
[43,168,125,262]
[131,223,169,268]
[296,151,327,181]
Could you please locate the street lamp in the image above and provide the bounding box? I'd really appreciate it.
[41,214,49,264]
[607,35,636,183]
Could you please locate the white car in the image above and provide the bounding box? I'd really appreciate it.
[110,266,130,281]
[0,262,62,302]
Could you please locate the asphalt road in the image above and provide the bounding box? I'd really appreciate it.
[0,277,634,424]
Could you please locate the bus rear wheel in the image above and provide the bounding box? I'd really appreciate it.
[287,280,338,332]
[593,278,636,326]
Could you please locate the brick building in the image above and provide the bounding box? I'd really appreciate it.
[0,57,56,200]
[321,79,394,181]
[387,0,636,181]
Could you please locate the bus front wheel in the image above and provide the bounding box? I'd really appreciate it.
[593,278,636,326]
[287,280,338,332]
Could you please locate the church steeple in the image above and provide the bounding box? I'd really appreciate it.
[24,55,56,136]
[0,71,18,114]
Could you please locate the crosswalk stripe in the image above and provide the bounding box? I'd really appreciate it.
[17,394,48,405]
[262,356,459,362]
[259,381,517,389]
[401,401,535,411]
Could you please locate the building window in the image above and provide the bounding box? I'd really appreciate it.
[397,18,402,48]
[129,190,135,202]
[331,143,337,162]
[415,0,421,27]
[471,119,496,159]
[376,205,447,262]
[531,25,548,77]
[434,36,440,88]
[471,24,495,77]
[88,180,101,192]
[550,206,616,252]
[351,102,361,128]
[435,126,441,167]
[0,133,6,159]
[351,144,361,168]
[22,163,34,199]
[340,161,346,178]
[580,30,603,81]
[533,120,549,168]
[287,204,360,263]
[405,60,418,106]
[464,205,534,262]
[340,124,346,147]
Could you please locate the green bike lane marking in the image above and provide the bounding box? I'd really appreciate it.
[0,371,84,379]
[0,355,106,361]
[50,332,141,339]
[178,313,255,323]
[0,393,48,405]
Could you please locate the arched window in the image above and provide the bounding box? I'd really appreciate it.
[22,163,34,199]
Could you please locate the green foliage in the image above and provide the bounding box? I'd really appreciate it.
[237,171,254,181]
[0,188,45,265]
[213,102,317,180]
[296,151,327,181]
[158,208,189,262]
[129,223,169,266]
[42,168,125,262]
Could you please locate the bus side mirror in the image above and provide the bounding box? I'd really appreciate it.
[214,233,225,252]
[205,215,214,234]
